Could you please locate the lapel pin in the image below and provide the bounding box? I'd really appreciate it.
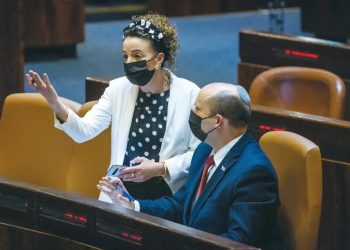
[221,166,226,171]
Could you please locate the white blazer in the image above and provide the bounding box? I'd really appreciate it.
[55,74,200,202]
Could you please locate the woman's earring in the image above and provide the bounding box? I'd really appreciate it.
[155,64,160,70]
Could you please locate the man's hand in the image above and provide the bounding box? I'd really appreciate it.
[97,177,135,209]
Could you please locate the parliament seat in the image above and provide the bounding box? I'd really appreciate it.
[0,93,110,199]
[259,131,322,250]
[0,93,74,189]
[249,66,346,119]
[65,100,111,198]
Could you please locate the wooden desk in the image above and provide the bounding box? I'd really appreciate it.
[0,178,256,250]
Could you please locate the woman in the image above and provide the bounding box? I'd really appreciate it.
[26,13,200,202]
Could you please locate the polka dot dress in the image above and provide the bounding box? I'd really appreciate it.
[123,88,172,199]
[124,89,169,164]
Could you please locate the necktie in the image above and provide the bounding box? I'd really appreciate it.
[196,155,215,199]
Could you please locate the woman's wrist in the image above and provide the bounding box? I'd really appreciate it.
[161,161,168,178]
[52,98,69,122]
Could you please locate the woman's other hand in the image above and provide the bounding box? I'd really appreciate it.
[119,156,165,182]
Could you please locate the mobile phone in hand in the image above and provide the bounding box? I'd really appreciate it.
[106,176,135,202]
[107,164,127,177]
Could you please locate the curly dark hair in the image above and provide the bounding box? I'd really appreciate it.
[123,13,179,70]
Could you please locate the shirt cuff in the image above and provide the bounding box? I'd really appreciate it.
[134,200,140,212]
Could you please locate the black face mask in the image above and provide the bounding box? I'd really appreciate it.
[188,110,218,142]
[124,59,155,86]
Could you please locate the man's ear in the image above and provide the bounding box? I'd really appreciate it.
[216,114,223,128]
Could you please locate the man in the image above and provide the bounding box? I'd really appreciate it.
[98,83,282,249]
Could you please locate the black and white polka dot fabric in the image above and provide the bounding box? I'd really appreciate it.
[123,88,170,165]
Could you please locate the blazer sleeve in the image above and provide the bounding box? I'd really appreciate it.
[139,184,187,223]
[163,133,199,192]
[54,85,113,143]
[163,83,200,193]
[221,166,279,245]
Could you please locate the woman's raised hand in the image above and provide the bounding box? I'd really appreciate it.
[26,70,59,103]
[25,70,69,122]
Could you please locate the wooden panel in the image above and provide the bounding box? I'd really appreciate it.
[23,0,84,48]
[250,105,350,162]
[85,77,111,102]
[22,0,49,47]
[0,178,256,250]
[319,160,350,250]
[0,223,98,250]
[237,62,269,90]
[47,0,85,46]
[0,0,24,114]
[239,30,350,79]
[301,0,350,41]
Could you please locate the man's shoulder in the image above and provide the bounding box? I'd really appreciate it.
[194,142,212,154]
[190,143,212,167]
[238,140,277,176]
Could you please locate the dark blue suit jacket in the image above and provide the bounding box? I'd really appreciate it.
[140,133,282,249]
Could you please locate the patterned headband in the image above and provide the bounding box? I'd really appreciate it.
[123,19,164,43]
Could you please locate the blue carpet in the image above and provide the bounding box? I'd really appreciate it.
[24,8,302,103]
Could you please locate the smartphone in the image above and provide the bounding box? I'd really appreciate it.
[107,177,135,202]
[106,164,127,177]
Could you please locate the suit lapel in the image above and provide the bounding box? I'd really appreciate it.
[189,133,252,226]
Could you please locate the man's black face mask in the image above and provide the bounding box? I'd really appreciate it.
[188,110,218,141]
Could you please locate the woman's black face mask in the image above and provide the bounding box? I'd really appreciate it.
[188,110,218,141]
[123,55,157,86]
[124,60,155,86]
